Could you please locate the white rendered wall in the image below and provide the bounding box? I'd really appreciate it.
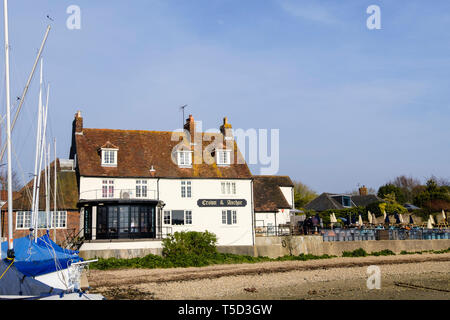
[280,187,294,208]
[79,177,159,200]
[159,178,254,246]
[79,176,254,247]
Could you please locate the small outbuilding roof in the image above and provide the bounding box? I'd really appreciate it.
[253,175,293,212]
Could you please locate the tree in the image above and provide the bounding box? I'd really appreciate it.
[0,168,22,192]
[378,184,406,204]
[413,178,450,211]
[390,175,422,203]
[293,181,318,209]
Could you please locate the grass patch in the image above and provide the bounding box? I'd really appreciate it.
[399,247,450,255]
[342,248,368,257]
[89,252,338,270]
[342,248,395,257]
[370,249,396,256]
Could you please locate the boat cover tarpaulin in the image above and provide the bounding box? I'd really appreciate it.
[0,259,64,297]
[1,233,82,277]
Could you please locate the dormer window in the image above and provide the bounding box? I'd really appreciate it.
[216,149,231,166]
[177,151,192,167]
[100,141,119,167]
[102,149,118,166]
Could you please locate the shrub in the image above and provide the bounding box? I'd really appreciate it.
[342,248,368,257]
[370,249,395,256]
[162,231,218,258]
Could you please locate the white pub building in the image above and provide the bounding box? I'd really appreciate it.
[71,112,269,258]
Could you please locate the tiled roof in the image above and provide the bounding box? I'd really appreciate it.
[2,159,79,211]
[75,128,252,179]
[351,195,382,207]
[254,175,294,187]
[305,193,383,211]
[304,193,345,211]
[253,176,292,212]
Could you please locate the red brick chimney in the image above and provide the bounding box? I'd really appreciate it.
[220,117,233,140]
[184,114,195,142]
[74,110,83,134]
[359,185,368,196]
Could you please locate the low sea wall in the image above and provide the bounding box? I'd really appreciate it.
[253,236,450,258]
[79,240,163,260]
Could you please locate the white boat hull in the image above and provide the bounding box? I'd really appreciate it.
[35,268,71,290]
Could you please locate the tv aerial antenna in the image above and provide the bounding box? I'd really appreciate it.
[180,104,187,129]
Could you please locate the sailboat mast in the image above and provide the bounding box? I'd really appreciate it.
[44,142,48,230]
[46,143,50,232]
[34,81,48,241]
[44,85,50,233]
[53,138,56,242]
[31,59,43,240]
[3,0,14,258]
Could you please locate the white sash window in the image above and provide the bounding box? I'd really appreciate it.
[136,180,148,198]
[177,151,192,166]
[101,149,118,166]
[181,181,192,198]
[216,149,231,165]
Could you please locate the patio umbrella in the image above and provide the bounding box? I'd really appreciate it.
[383,210,387,220]
[409,215,414,225]
[372,213,377,224]
[399,213,404,224]
[394,213,400,224]
[385,215,390,224]
[429,215,435,225]
[358,215,363,226]
[330,213,337,223]
[427,218,433,229]
[368,211,373,224]
[442,210,447,220]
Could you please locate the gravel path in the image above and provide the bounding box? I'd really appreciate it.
[87,253,450,300]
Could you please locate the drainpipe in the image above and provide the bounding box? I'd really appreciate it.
[275,211,278,236]
[157,178,161,238]
[250,179,255,252]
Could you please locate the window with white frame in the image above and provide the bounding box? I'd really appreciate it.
[164,211,171,225]
[222,210,237,225]
[52,211,67,229]
[16,211,32,229]
[185,210,192,225]
[16,211,67,229]
[216,150,231,165]
[163,210,193,225]
[136,180,148,198]
[181,181,192,198]
[37,212,52,229]
[221,181,236,195]
[102,180,115,198]
[177,151,192,166]
[101,149,118,166]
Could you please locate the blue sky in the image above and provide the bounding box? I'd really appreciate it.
[2,0,450,193]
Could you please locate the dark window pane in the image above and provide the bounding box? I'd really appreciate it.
[131,207,139,233]
[119,206,129,234]
[108,206,118,234]
[172,210,185,225]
